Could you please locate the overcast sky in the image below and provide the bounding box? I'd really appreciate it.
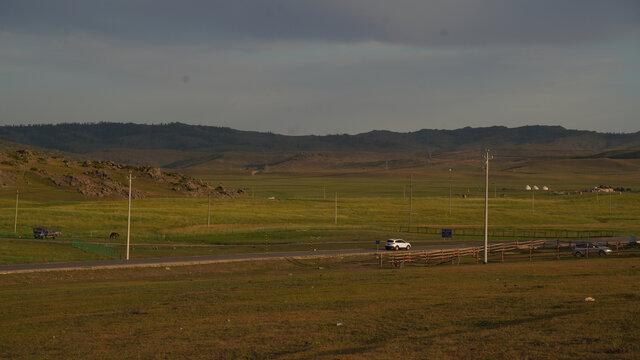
[1,1,639,134]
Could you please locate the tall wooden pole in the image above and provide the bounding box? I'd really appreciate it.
[14,189,19,233]
[207,193,211,228]
[334,192,338,225]
[409,175,413,227]
[483,150,490,264]
[532,188,535,213]
[126,172,132,260]
[448,169,452,216]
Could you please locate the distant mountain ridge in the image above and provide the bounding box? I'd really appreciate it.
[0,123,638,155]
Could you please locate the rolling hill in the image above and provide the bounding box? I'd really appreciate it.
[0,123,638,170]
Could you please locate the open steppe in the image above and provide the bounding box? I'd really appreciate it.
[1,143,639,359]
[1,255,639,359]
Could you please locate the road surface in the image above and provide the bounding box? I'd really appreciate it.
[0,237,632,274]
[0,244,468,274]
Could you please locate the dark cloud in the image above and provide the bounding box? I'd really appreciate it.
[1,0,638,47]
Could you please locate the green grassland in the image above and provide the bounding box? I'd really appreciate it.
[1,153,639,359]
[0,155,639,263]
[1,255,639,359]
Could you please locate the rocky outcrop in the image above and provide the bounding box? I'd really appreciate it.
[49,173,146,199]
[0,149,246,199]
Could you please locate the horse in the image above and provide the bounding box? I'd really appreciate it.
[109,232,120,239]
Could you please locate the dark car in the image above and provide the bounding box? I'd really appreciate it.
[33,227,62,239]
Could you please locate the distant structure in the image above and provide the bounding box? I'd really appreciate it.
[524,185,531,190]
[532,185,539,191]
[592,187,614,193]
[542,186,549,191]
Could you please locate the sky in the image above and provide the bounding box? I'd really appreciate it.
[1,1,639,135]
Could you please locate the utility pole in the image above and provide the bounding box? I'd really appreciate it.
[532,187,535,213]
[334,192,338,225]
[14,189,19,233]
[207,193,211,228]
[483,150,490,264]
[448,169,452,216]
[409,175,413,227]
[126,171,134,260]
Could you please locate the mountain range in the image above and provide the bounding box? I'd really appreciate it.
[0,123,638,169]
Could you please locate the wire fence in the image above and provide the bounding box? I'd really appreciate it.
[378,239,636,268]
[392,226,616,240]
[71,239,122,259]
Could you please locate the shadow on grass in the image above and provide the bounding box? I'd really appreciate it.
[472,310,574,330]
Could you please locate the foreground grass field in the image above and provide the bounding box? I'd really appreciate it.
[1,255,639,359]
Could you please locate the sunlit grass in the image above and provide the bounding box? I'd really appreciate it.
[1,256,638,359]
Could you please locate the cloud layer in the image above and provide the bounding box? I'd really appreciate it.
[1,1,639,134]
[3,1,639,46]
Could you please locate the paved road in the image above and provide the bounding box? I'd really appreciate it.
[0,237,632,274]
[0,244,471,274]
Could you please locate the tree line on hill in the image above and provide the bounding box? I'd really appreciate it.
[0,122,638,154]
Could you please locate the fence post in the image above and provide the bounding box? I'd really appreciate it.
[529,245,532,262]
[586,243,589,258]
[616,242,619,256]
[379,253,383,268]
[556,239,560,260]
[501,245,504,263]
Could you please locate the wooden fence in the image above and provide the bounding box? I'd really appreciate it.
[379,239,551,268]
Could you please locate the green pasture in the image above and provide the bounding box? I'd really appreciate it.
[0,162,639,263]
[1,255,639,359]
[0,238,108,265]
[0,188,637,238]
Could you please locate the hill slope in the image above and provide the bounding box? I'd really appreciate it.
[0,123,638,169]
[0,148,243,200]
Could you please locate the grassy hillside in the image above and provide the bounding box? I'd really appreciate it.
[0,148,242,200]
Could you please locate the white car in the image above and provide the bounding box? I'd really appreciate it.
[385,239,411,251]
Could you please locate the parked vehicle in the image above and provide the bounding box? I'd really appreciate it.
[33,227,62,239]
[385,238,411,251]
[572,243,612,257]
